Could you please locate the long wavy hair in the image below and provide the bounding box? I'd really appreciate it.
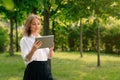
[23,14,41,36]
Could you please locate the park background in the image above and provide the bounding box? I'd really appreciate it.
[0,0,120,80]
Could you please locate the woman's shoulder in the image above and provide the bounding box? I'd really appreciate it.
[21,36,28,40]
[20,36,28,43]
[20,35,35,44]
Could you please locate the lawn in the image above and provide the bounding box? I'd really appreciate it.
[0,52,120,80]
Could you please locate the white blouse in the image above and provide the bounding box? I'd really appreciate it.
[20,35,50,65]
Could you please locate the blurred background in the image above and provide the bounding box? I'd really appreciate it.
[0,0,120,55]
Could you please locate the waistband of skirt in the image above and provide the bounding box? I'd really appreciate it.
[31,60,48,64]
[27,60,49,66]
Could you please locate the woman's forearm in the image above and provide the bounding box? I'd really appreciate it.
[25,48,36,61]
[25,40,42,61]
[48,49,54,58]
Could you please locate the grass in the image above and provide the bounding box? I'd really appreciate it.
[0,52,24,80]
[0,52,120,80]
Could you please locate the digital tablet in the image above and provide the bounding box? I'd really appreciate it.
[35,35,54,48]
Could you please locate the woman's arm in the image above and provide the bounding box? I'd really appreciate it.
[26,40,42,61]
[48,45,54,58]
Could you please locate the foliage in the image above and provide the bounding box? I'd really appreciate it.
[54,22,69,51]
[1,0,14,11]
[101,17,120,53]
[82,19,97,51]
[0,26,9,52]
[68,25,80,51]
[1,0,120,54]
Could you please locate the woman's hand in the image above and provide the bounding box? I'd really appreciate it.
[49,43,54,51]
[26,40,42,61]
[32,40,42,51]
[48,43,54,58]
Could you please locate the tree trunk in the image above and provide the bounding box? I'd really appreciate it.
[43,1,51,71]
[80,18,83,57]
[9,16,14,56]
[32,6,37,14]
[97,26,100,67]
[15,19,19,52]
[43,8,49,35]
[52,21,56,50]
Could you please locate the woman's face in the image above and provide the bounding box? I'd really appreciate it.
[30,18,41,34]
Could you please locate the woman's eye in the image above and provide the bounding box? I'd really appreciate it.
[31,22,40,26]
[32,23,35,25]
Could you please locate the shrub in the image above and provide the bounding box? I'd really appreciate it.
[0,26,9,53]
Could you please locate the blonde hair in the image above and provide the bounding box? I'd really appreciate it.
[23,14,41,36]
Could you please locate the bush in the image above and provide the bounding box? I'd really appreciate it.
[101,25,120,54]
[0,26,9,53]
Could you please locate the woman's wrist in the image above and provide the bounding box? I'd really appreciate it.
[50,49,53,52]
[26,49,36,62]
[49,49,54,58]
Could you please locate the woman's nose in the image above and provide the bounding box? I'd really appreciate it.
[35,24,39,28]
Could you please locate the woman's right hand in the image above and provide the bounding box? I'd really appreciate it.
[26,41,42,61]
[26,40,42,62]
[32,40,42,51]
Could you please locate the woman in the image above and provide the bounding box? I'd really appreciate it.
[20,14,54,80]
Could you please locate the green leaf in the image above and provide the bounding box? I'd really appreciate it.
[2,0,14,11]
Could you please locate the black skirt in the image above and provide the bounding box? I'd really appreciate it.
[23,61,53,80]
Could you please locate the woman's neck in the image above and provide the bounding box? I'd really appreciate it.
[32,32,39,37]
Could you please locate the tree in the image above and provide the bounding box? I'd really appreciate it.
[89,0,120,66]
[0,0,15,56]
[60,0,91,57]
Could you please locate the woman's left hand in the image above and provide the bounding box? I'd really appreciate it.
[49,43,54,51]
[48,43,54,58]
